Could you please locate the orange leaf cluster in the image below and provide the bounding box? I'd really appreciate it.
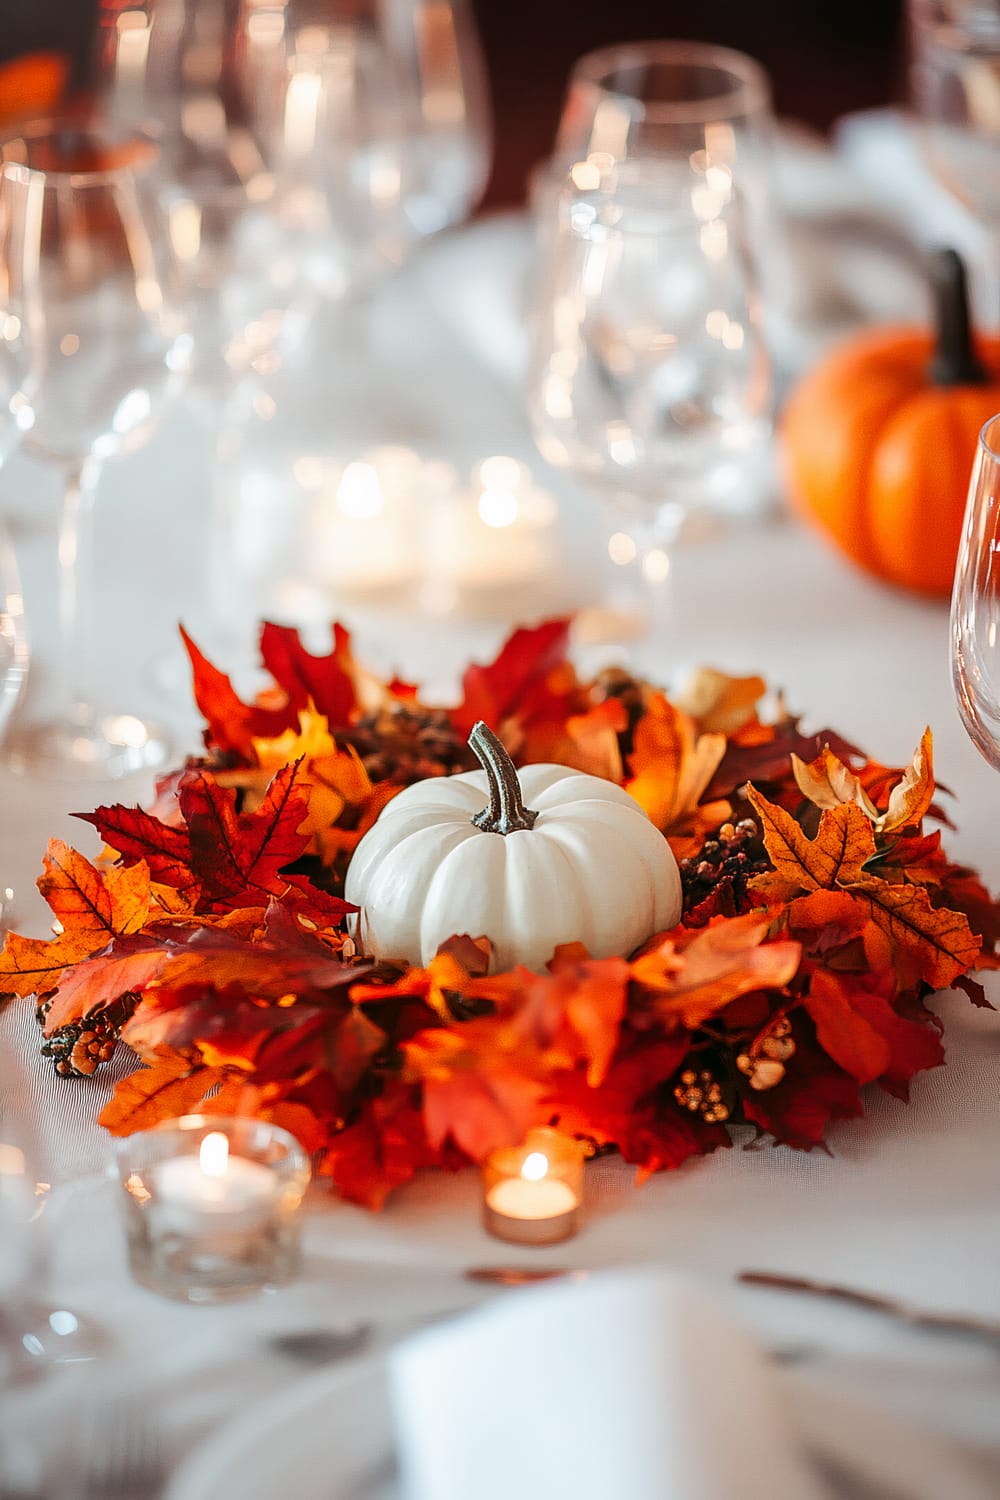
[2,620,997,1209]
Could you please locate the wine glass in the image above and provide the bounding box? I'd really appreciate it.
[529,157,771,622]
[0,241,32,931]
[0,120,188,779]
[380,0,491,238]
[0,277,32,773]
[94,0,318,384]
[536,42,779,524]
[952,411,1000,763]
[909,0,1000,325]
[543,42,776,281]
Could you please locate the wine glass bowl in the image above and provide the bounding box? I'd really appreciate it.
[1,125,185,464]
[0,118,186,779]
[555,39,773,170]
[952,411,1000,768]
[529,159,771,537]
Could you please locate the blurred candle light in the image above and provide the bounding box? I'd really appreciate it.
[310,447,424,594]
[427,455,557,592]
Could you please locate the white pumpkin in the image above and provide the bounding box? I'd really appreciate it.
[345,721,682,972]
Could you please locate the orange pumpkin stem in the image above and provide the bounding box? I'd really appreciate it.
[929,249,987,388]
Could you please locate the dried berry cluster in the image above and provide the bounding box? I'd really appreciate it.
[338,706,476,785]
[679,819,771,926]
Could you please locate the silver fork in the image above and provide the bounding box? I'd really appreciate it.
[78,1399,165,1500]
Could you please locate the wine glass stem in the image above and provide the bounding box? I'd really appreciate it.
[56,456,102,729]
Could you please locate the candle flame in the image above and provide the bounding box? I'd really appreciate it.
[200,1131,229,1178]
[520,1151,548,1182]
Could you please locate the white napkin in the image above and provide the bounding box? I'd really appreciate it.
[388,1269,825,1500]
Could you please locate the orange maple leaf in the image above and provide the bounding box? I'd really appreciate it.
[423,1064,544,1160]
[784,889,893,972]
[0,841,152,999]
[804,969,945,1090]
[631,915,801,1029]
[749,784,979,988]
[98,1050,229,1136]
[803,969,892,1084]
[847,878,980,990]
[747,789,877,890]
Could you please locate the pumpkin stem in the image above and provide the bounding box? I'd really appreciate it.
[929,248,988,386]
[468,721,539,836]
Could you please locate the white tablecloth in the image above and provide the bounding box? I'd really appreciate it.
[2,124,1000,1495]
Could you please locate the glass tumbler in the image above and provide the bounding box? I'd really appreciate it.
[115,1114,311,1304]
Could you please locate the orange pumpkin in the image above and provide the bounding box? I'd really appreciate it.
[781,250,1000,597]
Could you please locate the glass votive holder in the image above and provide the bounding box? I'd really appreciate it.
[481,1128,585,1246]
[114,1114,311,1304]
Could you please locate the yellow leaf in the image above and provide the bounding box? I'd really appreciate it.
[251,708,337,768]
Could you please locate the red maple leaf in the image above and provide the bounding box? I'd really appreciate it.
[75,800,197,894]
[707,719,865,802]
[179,625,284,761]
[450,618,573,736]
[804,969,944,1097]
[258,621,358,728]
[741,1038,862,1149]
[324,1088,442,1210]
[179,762,311,910]
[546,1037,725,1176]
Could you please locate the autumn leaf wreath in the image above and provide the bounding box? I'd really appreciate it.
[2,619,997,1209]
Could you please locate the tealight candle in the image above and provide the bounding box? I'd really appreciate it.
[306,447,435,595]
[155,1130,276,1232]
[482,1128,585,1246]
[115,1115,310,1304]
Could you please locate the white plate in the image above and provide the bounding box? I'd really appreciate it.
[166,1356,396,1500]
[166,1353,995,1500]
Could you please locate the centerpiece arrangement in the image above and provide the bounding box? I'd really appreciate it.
[2,618,997,1209]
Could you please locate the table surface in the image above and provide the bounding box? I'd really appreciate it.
[2,181,1000,1495]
